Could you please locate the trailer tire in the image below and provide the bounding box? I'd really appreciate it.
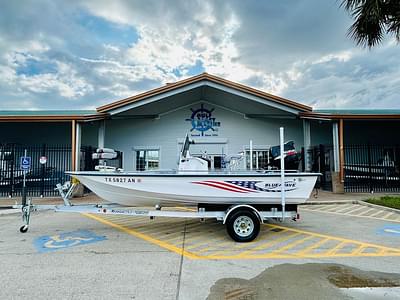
[226,209,260,242]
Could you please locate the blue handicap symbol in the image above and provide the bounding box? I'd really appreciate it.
[377,224,400,237]
[20,156,31,170]
[34,229,106,253]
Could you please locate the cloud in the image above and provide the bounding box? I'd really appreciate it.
[0,0,399,110]
[282,44,400,108]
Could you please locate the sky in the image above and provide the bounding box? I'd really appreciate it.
[0,0,399,111]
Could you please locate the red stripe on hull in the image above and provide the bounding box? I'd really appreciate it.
[203,180,257,193]
[192,181,248,193]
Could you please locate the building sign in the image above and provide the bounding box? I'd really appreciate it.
[186,104,221,136]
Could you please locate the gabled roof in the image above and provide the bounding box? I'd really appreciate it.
[96,73,312,113]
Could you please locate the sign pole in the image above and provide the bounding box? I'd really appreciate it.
[22,149,27,206]
[280,127,286,221]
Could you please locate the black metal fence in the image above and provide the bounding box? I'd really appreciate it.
[344,144,400,193]
[308,144,400,193]
[307,145,333,191]
[0,144,123,197]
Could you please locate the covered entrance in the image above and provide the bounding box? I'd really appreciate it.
[301,110,400,193]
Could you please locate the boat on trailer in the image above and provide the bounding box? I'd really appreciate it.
[16,128,320,242]
[67,131,318,207]
[67,170,318,207]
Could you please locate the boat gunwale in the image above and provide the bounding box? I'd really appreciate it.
[67,171,321,177]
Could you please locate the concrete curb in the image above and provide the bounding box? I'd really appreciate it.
[357,200,400,215]
[0,208,19,215]
[301,200,358,205]
[0,206,14,209]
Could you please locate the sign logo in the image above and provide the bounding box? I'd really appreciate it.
[186,104,221,136]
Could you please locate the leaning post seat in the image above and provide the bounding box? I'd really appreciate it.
[92,148,118,160]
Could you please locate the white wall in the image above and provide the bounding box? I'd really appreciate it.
[104,102,304,171]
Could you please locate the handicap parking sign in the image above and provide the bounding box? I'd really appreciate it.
[20,156,31,171]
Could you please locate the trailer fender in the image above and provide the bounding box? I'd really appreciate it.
[223,204,262,225]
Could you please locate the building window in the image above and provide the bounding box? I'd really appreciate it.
[136,150,160,171]
[245,150,269,170]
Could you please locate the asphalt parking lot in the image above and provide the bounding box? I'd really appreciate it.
[1,202,400,299]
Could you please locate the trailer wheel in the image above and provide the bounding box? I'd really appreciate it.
[226,209,260,242]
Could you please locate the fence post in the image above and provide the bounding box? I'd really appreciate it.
[9,145,15,197]
[40,144,46,197]
[367,144,373,193]
[319,144,326,189]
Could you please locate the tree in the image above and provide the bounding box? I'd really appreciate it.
[341,0,400,47]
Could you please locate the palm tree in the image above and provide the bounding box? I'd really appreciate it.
[341,0,400,47]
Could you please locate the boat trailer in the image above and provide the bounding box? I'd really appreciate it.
[14,181,299,242]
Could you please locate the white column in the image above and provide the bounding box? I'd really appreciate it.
[249,140,253,170]
[332,121,340,172]
[98,120,105,149]
[303,119,311,171]
[280,127,285,219]
[75,122,82,171]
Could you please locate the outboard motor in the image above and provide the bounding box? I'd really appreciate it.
[269,141,300,170]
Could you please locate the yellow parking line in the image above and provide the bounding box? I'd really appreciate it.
[301,207,400,223]
[325,241,347,255]
[135,221,185,235]
[202,227,278,256]
[303,205,329,211]
[83,213,201,259]
[268,223,400,253]
[195,226,274,254]
[324,205,343,212]
[358,207,376,216]
[382,212,393,220]
[235,232,300,257]
[101,215,141,223]
[271,235,315,254]
[343,205,369,215]
[169,229,226,247]
[174,207,197,212]
[204,251,400,260]
[331,205,355,213]
[185,230,230,250]
[153,223,202,243]
[161,222,209,243]
[370,210,385,218]
[84,214,400,260]
[351,245,366,255]
[296,238,329,255]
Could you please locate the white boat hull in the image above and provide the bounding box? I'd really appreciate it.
[68,171,319,207]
